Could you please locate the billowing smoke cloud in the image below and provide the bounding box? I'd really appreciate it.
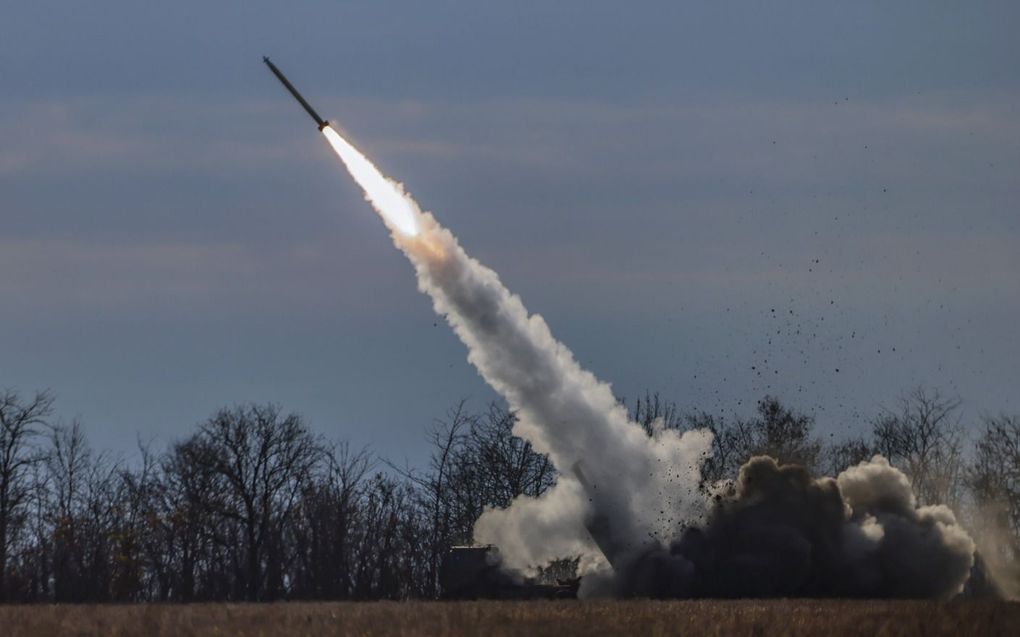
[585,456,975,599]
[321,126,976,598]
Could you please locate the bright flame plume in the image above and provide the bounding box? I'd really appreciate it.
[321,125,420,237]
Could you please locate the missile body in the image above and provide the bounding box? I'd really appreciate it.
[263,57,327,130]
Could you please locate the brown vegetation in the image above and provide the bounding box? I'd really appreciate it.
[0,600,1018,637]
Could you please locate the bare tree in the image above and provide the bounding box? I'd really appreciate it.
[44,421,121,602]
[752,396,822,470]
[970,415,1020,543]
[0,390,53,601]
[968,414,1020,597]
[289,442,372,599]
[630,392,685,435]
[872,387,965,508]
[683,397,821,483]
[140,435,226,601]
[423,401,473,591]
[390,401,477,596]
[823,437,874,476]
[682,411,743,484]
[115,441,163,601]
[349,472,427,600]
[185,403,324,601]
[472,402,555,505]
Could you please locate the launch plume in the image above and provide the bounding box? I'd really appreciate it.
[319,125,976,598]
[321,124,710,568]
[322,126,419,237]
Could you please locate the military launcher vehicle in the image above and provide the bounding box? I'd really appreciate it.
[438,545,579,599]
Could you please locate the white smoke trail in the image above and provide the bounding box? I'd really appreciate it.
[321,125,713,573]
[320,126,977,598]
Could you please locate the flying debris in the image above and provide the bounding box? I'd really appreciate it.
[263,56,327,130]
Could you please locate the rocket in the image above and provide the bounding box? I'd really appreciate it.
[264,56,422,237]
[263,57,328,130]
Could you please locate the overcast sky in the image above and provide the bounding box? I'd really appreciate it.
[2,1,1018,465]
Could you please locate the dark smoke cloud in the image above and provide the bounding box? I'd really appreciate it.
[582,455,975,599]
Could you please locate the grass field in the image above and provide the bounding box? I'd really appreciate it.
[1,600,1018,636]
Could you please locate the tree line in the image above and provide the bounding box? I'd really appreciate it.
[0,386,1017,602]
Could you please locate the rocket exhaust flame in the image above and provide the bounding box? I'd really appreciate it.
[321,126,420,237]
[266,58,978,599]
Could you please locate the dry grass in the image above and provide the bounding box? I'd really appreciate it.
[0,599,1017,637]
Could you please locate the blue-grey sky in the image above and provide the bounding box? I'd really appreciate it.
[2,1,1018,464]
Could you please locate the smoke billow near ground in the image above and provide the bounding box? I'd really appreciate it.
[325,126,976,599]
